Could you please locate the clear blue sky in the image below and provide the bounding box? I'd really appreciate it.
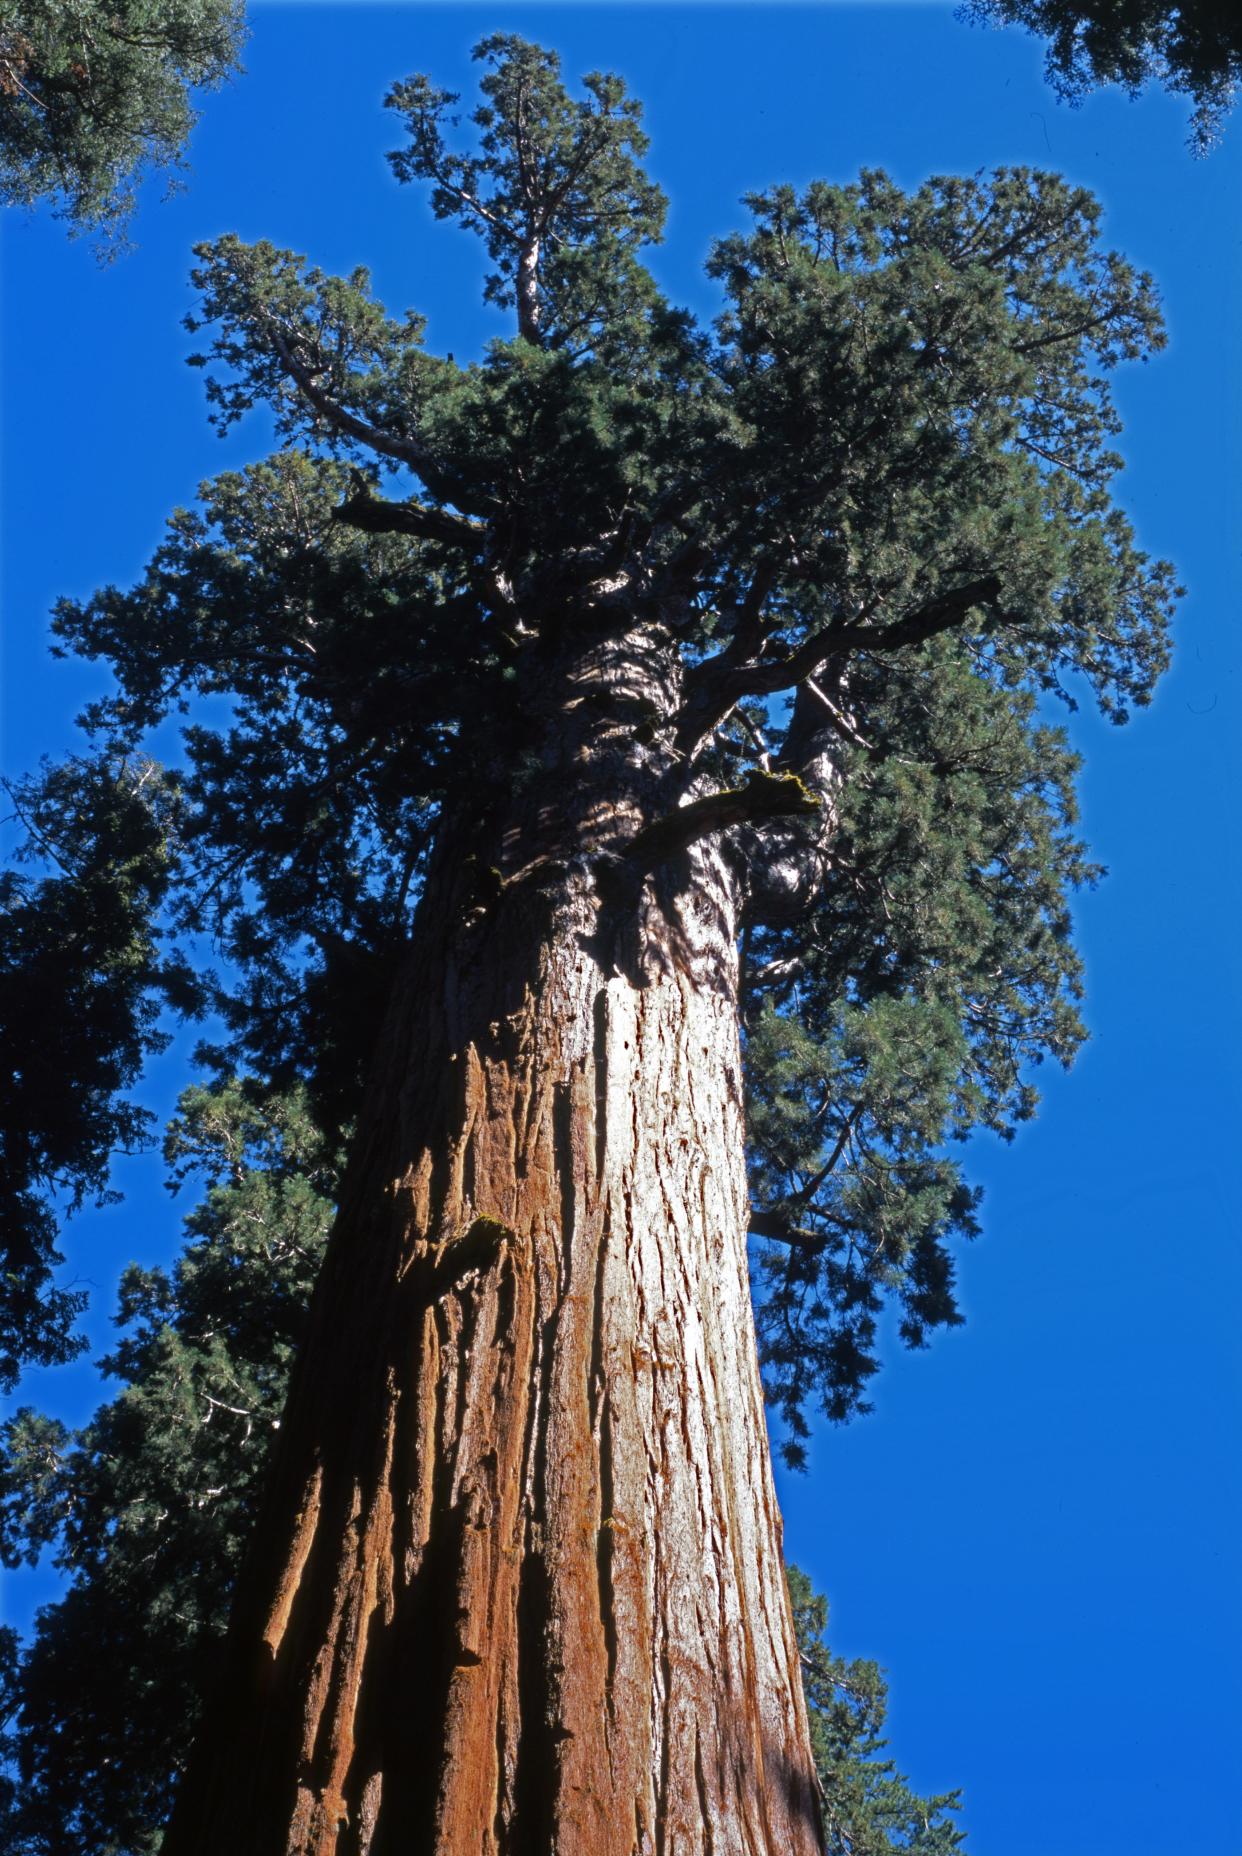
[3,6,1240,1850]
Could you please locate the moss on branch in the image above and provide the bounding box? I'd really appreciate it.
[620,771,820,878]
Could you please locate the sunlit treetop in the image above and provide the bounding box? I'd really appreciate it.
[387,33,668,348]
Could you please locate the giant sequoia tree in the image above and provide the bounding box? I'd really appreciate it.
[21,33,1175,1855]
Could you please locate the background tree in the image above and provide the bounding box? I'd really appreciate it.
[0,0,245,237]
[8,35,1176,1854]
[788,1568,967,1855]
[962,0,1240,148]
[0,757,200,1391]
[0,1082,335,1856]
[0,1083,967,1854]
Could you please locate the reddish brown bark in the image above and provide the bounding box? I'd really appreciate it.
[163,619,824,1855]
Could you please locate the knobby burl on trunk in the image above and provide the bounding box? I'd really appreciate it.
[163,606,833,1855]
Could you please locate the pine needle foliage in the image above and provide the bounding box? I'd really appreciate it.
[0,756,201,1390]
[0,1082,337,1855]
[788,1567,967,1853]
[0,0,245,237]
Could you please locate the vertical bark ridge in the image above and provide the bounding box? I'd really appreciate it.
[163,634,823,1855]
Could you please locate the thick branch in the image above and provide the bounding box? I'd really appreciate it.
[831,574,1004,656]
[269,328,440,477]
[748,1105,862,1254]
[611,771,819,884]
[677,574,1003,755]
[747,1207,823,1255]
[712,557,783,671]
[334,491,486,552]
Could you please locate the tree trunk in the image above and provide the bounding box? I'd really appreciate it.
[163,615,824,1856]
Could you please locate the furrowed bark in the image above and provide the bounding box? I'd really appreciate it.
[163,615,823,1856]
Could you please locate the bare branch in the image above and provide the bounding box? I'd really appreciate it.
[435,176,521,245]
[1012,306,1119,357]
[677,575,1003,756]
[803,676,877,754]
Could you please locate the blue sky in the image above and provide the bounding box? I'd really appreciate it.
[2,6,1240,1850]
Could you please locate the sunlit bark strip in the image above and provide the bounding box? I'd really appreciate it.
[163,619,824,1856]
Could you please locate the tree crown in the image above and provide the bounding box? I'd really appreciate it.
[11,35,1179,1444]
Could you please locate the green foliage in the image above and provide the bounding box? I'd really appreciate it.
[0,1081,336,1855]
[707,169,1174,724]
[184,241,445,465]
[788,1567,968,1852]
[0,756,201,1388]
[747,638,1100,1451]
[31,36,1177,1458]
[962,0,1239,149]
[0,0,245,237]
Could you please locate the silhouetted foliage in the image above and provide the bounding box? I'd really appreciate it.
[964,0,1239,148]
[0,1083,335,1854]
[0,0,245,236]
[0,757,201,1388]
